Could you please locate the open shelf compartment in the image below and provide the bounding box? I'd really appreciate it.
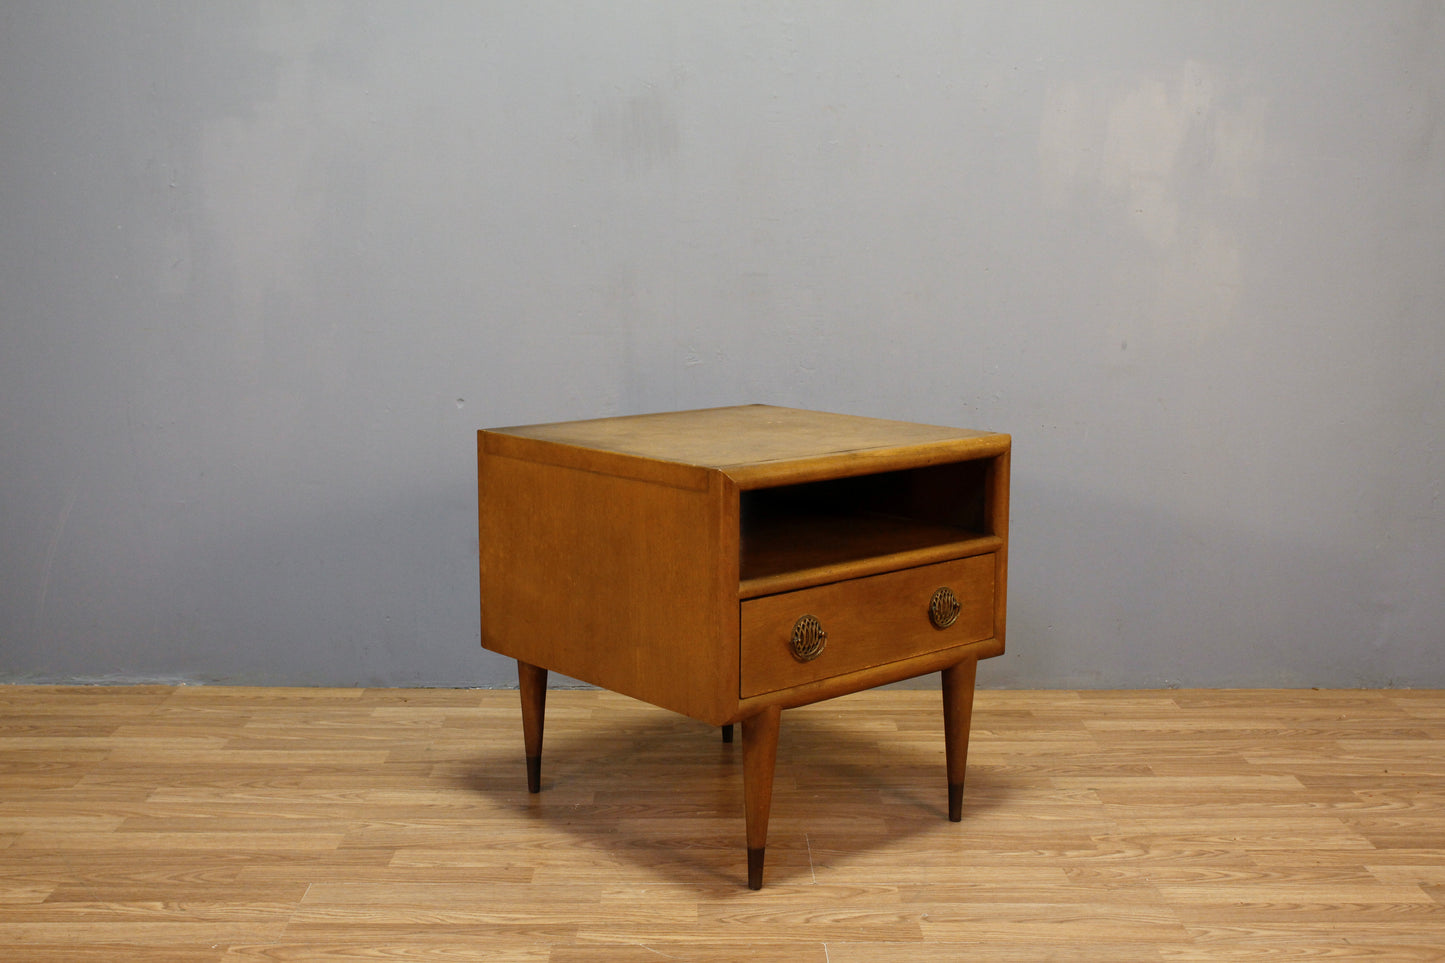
[738,459,998,598]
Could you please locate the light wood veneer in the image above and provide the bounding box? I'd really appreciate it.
[3,685,1443,959]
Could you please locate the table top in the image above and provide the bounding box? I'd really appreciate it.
[485,405,1007,484]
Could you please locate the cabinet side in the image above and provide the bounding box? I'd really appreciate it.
[987,444,1011,650]
[478,431,738,725]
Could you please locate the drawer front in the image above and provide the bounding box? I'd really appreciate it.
[740,554,995,698]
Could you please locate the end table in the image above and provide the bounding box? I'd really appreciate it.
[478,405,1009,888]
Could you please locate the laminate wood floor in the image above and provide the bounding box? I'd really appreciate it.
[2,686,1443,961]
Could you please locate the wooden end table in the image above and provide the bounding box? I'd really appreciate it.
[477,405,1009,888]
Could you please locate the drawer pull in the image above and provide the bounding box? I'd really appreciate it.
[929,587,961,629]
[789,615,827,662]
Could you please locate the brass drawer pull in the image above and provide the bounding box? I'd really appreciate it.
[929,587,961,629]
[790,614,827,662]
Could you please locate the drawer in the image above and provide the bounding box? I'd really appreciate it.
[740,554,995,698]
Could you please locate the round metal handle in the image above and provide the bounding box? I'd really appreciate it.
[790,614,827,662]
[929,587,961,629]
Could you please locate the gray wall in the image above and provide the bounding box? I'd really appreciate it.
[2,2,1442,688]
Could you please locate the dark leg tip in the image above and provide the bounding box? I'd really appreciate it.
[747,847,766,890]
[526,755,542,794]
[722,724,734,744]
[948,781,964,822]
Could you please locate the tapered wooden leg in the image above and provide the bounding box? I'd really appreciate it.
[721,724,734,744]
[741,705,781,890]
[518,660,547,793]
[941,657,978,822]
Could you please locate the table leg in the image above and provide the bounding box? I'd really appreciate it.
[741,705,781,890]
[518,660,547,793]
[941,657,978,821]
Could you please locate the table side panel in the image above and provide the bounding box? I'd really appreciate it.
[988,448,1010,649]
[478,440,738,724]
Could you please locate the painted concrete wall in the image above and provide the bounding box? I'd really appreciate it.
[2,2,1442,688]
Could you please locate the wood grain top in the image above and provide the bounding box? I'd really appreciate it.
[485,405,1008,487]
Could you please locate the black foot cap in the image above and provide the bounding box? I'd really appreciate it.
[722,724,734,744]
[747,847,766,890]
[948,781,964,822]
[526,755,541,794]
